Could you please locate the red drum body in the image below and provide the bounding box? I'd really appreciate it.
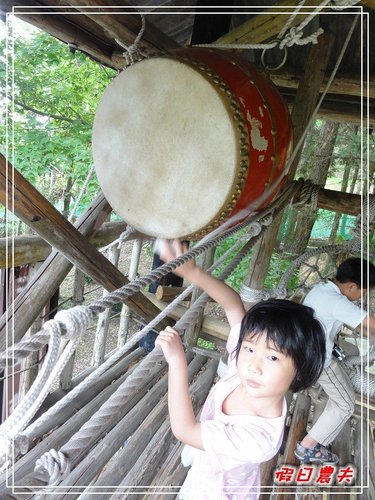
[92,48,292,239]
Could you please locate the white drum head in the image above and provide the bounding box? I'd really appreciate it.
[92,57,239,239]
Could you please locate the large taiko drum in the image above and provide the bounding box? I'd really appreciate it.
[92,48,293,239]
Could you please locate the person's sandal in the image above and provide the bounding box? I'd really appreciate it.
[294,442,339,464]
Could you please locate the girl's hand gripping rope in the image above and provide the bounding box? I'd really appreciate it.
[155,326,185,366]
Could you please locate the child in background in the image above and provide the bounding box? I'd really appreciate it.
[156,240,326,499]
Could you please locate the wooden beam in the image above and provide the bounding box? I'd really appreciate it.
[283,93,374,126]
[0,222,148,269]
[3,0,179,70]
[266,67,374,99]
[0,222,129,269]
[0,192,108,352]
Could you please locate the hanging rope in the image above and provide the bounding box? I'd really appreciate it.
[0,307,93,469]
[115,13,146,68]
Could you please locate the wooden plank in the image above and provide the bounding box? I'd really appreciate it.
[283,94,374,127]
[0,154,172,342]
[216,0,326,45]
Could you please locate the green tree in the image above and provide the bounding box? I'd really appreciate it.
[0,20,116,226]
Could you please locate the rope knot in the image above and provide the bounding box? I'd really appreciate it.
[35,449,70,485]
[280,27,303,48]
[54,306,94,340]
[280,26,324,49]
[248,222,262,238]
[240,286,287,302]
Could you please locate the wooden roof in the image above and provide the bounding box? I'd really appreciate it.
[1,0,374,126]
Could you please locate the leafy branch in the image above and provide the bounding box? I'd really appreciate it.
[0,90,90,126]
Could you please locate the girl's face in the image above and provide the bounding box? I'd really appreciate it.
[236,331,296,401]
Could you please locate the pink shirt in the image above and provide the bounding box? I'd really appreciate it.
[179,324,287,500]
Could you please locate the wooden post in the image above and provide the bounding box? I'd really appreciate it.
[18,263,44,397]
[246,32,335,289]
[184,246,216,347]
[92,244,121,366]
[155,285,190,303]
[118,238,143,347]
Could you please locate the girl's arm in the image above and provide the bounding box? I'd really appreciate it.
[158,240,245,328]
[155,327,204,450]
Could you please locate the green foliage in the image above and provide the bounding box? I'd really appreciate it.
[214,233,298,292]
[0,20,116,229]
[197,338,215,350]
[214,231,251,291]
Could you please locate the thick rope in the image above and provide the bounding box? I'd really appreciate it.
[0,307,93,471]
[293,178,321,211]
[342,342,375,398]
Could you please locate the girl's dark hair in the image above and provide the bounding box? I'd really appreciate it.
[336,258,375,288]
[234,299,325,392]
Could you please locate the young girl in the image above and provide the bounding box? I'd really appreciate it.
[156,240,326,499]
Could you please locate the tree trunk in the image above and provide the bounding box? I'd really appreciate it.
[329,160,351,243]
[289,121,339,256]
[62,175,74,218]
